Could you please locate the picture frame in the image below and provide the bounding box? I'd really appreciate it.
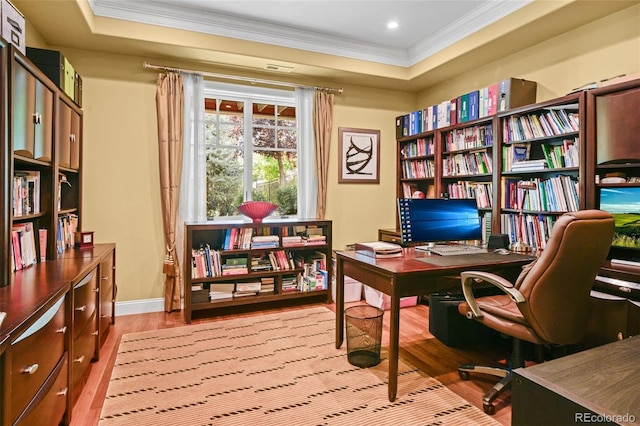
[338,127,380,184]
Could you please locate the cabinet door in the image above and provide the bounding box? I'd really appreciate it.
[58,99,71,168]
[58,99,81,170]
[12,60,54,162]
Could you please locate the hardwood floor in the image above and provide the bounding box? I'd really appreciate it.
[71,302,512,425]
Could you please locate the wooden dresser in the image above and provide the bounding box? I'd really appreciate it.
[0,243,116,425]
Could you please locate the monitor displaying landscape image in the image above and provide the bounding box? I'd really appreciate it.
[599,187,640,249]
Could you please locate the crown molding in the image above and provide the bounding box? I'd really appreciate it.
[88,0,531,68]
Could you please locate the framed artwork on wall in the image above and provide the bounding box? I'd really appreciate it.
[338,127,380,184]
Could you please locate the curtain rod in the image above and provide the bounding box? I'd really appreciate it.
[143,62,343,94]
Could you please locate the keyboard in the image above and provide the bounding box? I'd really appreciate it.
[415,244,487,256]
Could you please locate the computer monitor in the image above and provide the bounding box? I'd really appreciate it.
[599,187,640,260]
[397,198,483,245]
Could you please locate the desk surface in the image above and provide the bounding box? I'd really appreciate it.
[514,335,640,424]
[335,248,535,402]
[340,248,535,275]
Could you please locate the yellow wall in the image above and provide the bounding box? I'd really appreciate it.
[417,5,640,106]
[22,5,640,303]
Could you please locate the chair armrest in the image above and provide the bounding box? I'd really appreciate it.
[460,271,526,319]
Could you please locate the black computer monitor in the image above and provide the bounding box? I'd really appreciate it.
[397,198,482,245]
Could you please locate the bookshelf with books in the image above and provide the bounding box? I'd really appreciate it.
[184,218,332,323]
[497,92,586,250]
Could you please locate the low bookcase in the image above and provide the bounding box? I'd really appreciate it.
[184,218,332,322]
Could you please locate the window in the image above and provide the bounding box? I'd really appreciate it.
[203,83,298,219]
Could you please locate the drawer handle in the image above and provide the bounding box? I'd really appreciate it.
[76,305,87,312]
[93,288,100,293]
[56,326,67,334]
[32,112,41,124]
[74,355,85,364]
[101,276,109,281]
[57,388,68,397]
[92,330,99,336]
[22,364,39,375]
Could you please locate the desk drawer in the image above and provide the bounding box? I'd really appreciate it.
[73,269,97,337]
[15,356,68,426]
[71,312,97,404]
[10,295,67,423]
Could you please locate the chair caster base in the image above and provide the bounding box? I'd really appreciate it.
[483,403,496,415]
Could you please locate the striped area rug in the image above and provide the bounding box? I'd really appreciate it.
[99,306,499,425]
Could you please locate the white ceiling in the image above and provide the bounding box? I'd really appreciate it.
[13,0,638,91]
[88,0,532,67]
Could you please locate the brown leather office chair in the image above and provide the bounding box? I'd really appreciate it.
[457,210,614,414]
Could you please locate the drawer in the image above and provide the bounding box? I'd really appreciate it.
[99,280,114,341]
[10,295,67,423]
[71,312,97,404]
[73,269,97,337]
[15,356,68,426]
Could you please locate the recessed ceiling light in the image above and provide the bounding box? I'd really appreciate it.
[387,21,399,30]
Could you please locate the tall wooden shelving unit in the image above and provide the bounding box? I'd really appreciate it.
[395,91,588,248]
[0,44,116,425]
[184,218,332,323]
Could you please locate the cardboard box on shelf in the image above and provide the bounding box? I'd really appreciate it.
[364,285,418,310]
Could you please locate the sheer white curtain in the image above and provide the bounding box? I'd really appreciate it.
[180,73,207,221]
[176,73,206,302]
[296,87,317,219]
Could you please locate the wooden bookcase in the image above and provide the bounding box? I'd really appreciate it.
[3,44,83,286]
[183,218,332,323]
[395,91,587,248]
[495,92,586,250]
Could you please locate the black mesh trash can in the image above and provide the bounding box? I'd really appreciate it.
[345,305,384,367]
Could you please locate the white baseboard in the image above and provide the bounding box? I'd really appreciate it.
[115,298,167,316]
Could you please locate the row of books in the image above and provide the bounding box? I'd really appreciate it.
[503,176,579,212]
[442,150,493,177]
[191,246,327,279]
[218,227,327,251]
[57,214,78,253]
[446,181,493,209]
[396,78,537,137]
[501,213,556,251]
[400,137,435,159]
[11,222,45,272]
[444,124,494,152]
[13,171,40,217]
[401,158,435,179]
[502,107,579,143]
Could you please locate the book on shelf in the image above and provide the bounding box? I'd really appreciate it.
[13,170,40,217]
[11,222,38,271]
[39,229,47,261]
[355,241,403,258]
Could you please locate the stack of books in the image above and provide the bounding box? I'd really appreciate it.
[251,235,280,249]
[282,235,304,247]
[221,257,248,275]
[511,159,548,171]
[259,277,275,294]
[305,235,326,246]
[209,283,235,300]
[234,281,261,297]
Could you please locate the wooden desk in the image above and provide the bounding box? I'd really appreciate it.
[512,335,640,425]
[334,248,535,402]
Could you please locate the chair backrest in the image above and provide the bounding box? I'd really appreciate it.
[514,210,614,345]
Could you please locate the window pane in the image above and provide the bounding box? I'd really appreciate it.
[253,127,275,149]
[206,147,243,219]
[252,151,298,215]
[277,129,297,150]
